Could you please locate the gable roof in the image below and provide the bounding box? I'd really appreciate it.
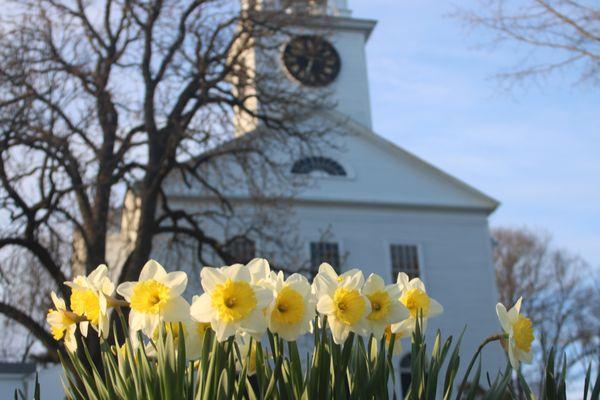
[287,111,500,214]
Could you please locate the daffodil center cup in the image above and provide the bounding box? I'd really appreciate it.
[333,287,366,325]
[70,288,101,325]
[272,286,305,325]
[513,315,534,352]
[401,288,430,318]
[130,280,171,314]
[367,291,391,321]
[211,279,257,322]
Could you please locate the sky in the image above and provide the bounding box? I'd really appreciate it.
[350,0,600,268]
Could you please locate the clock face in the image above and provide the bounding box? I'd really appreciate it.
[282,35,341,87]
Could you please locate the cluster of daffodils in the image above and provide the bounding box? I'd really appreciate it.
[47,258,533,369]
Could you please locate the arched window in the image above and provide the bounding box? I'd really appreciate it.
[225,237,256,264]
[291,156,347,176]
[400,354,412,396]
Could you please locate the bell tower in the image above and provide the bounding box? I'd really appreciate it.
[235,0,376,134]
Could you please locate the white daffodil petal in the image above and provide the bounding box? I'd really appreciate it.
[116,282,136,301]
[160,271,188,297]
[162,296,190,322]
[316,296,336,315]
[139,259,167,281]
[429,298,444,317]
[200,267,226,293]
[190,294,214,323]
[495,303,511,333]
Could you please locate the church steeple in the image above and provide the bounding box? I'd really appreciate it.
[235,0,375,135]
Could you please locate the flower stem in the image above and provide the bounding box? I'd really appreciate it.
[456,334,503,399]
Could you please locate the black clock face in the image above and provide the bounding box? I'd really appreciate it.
[283,35,341,87]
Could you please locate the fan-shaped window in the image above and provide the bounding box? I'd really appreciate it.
[291,157,347,176]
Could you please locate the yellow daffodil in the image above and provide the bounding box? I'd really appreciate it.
[265,271,315,342]
[496,297,534,369]
[391,273,443,336]
[384,324,406,356]
[65,264,115,338]
[190,263,273,342]
[235,332,258,376]
[46,292,79,352]
[362,273,409,339]
[116,260,189,337]
[313,263,371,344]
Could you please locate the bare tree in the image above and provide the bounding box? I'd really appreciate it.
[0,0,337,361]
[492,226,600,388]
[453,0,600,85]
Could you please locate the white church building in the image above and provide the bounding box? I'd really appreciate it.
[113,0,506,393]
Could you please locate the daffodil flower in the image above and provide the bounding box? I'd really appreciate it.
[391,273,443,336]
[362,273,409,339]
[313,263,371,344]
[265,271,315,342]
[247,258,272,285]
[65,264,115,338]
[116,260,189,338]
[235,332,258,376]
[190,264,273,342]
[46,292,79,352]
[496,297,534,369]
[384,324,406,356]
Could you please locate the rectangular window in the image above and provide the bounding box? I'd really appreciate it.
[310,242,340,275]
[225,237,256,264]
[390,244,420,280]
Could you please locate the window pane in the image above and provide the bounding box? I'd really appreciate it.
[225,237,256,264]
[390,244,420,280]
[310,242,340,276]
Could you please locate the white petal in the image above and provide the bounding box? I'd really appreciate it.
[508,343,519,370]
[116,282,136,301]
[64,326,78,352]
[513,297,522,314]
[329,319,350,345]
[520,349,533,363]
[410,278,426,292]
[139,259,167,281]
[200,267,226,293]
[316,296,336,315]
[162,296,191,322]
[129,311,145,332]
[396,272,409,289]
[88,264,108,286]
[495,303,511,333]
[363,274,385,295]
[247,258,270,283]
[385,283,402,299]
[342,269,365,289]
[50,292,66,311]
[79,321,89,338]
[254,286,274,309]
[159,271,188,296]
[101,278,115,296]
[318,263,338,281]
[213,319,237,342]
[230,264,251,282]
[388,302,410,324]
[428,298,443,317]
[240,309,268,336]
[190,294,214,323]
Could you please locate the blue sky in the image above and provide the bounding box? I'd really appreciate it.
[351,0,600,268]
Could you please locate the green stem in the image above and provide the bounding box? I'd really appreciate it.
[455,334,503,400]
